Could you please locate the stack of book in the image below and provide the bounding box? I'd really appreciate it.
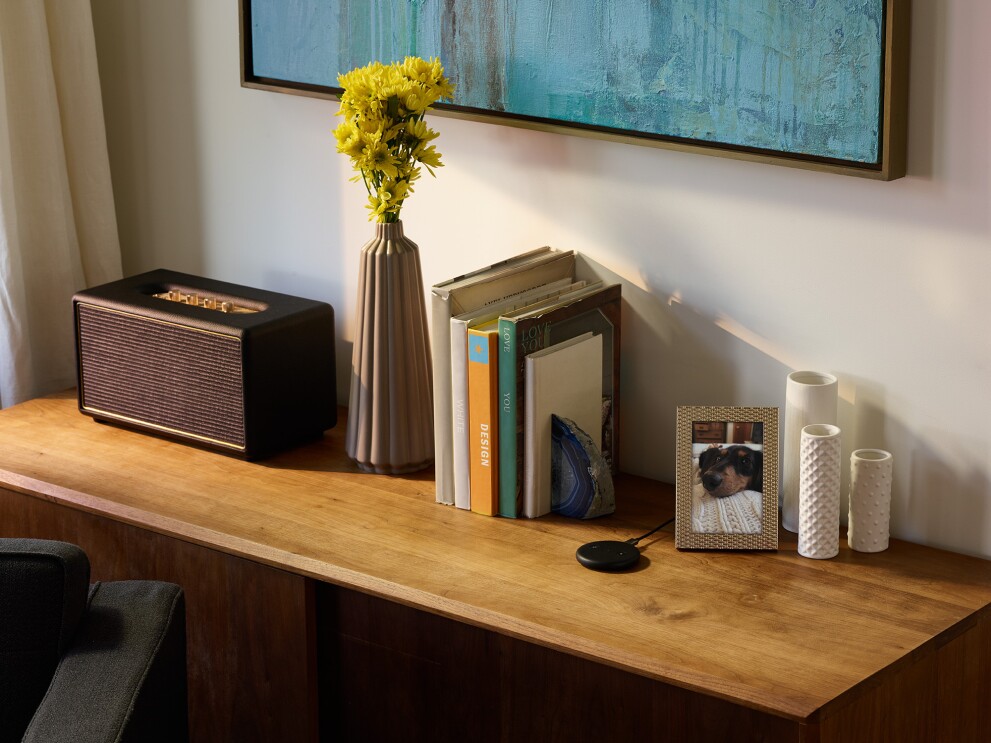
[431,248,621,518]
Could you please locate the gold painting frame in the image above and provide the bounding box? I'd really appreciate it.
[676,406,779,550]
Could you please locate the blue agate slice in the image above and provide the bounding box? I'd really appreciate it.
[551,415,615,519]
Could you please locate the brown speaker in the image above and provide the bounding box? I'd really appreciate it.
[73,269,336,459]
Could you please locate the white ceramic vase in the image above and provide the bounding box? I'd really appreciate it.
[345,221,434,474]
[798,424,842,559]
[783,371,838,532]
[847,449,893,552]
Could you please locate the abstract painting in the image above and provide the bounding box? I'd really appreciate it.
[242,0,907,179]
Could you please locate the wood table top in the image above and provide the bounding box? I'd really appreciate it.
[2,391,990,722]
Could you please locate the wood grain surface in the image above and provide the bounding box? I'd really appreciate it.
[2,391,991,727]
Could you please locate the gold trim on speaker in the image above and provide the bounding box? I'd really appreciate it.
[80,405,247,452]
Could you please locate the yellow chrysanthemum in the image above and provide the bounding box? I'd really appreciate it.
[401,56,432,83]
[366,193,389,220]
[332,121,363,160]
[405,119,439,144]
[339,137,365,162]
[415,144,443,171]
[359,140,399,179]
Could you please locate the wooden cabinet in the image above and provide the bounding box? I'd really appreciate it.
[692,421,727,443]
[1,392,990,742]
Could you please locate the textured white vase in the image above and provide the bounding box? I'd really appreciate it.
[798,424,842,559]
[847,449,893,552]
[783,371,838,532]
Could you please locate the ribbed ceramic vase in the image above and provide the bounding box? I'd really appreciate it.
[847,449,893,552]
[798,424,842,560]
[346,221,434,474]
[783,371,838,532]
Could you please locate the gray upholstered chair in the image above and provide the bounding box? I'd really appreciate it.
[0,539,188,742]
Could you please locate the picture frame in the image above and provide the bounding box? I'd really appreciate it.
[240,0,908,180]
[675,406,779,551]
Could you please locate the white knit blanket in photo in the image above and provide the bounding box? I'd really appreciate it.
[691,460,762,535]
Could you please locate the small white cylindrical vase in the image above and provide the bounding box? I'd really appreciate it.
[798,424,842,559]
[783,371,838,533]
[847,449,893,552]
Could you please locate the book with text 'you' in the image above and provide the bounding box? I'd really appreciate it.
[499,282,621,518]
[430,249,577,505]
[524,333,603,518]
[467,319,501,515]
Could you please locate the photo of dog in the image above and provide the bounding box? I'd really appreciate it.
[690,438,764,535]
[697,444,764,498]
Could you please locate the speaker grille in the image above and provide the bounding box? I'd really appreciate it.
[77,304,246,448]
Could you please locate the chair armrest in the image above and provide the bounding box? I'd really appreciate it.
[0,539,90,741]
[21,581,188,743]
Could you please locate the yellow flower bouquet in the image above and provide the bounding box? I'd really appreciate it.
[334,57,454,223]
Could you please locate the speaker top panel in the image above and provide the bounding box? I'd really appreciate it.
[73,269,333,337]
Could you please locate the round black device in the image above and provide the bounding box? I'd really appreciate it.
[576,540,641,571]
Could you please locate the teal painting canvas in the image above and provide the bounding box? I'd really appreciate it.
[244,0,904,177]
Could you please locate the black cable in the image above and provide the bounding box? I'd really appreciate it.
[625,515,676,546]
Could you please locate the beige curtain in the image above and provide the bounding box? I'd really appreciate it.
[0,0,122,407]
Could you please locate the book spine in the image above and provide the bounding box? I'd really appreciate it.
[497,318,518,517]
[450,320,471,509]
[468,329,499,515]
[523,355,539,518]
[430,291,455,504]
[513,318,551,517]
[514,320,549,517]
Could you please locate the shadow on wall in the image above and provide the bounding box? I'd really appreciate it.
[262,268,353,408]
[912,445,990,558]
[577,255,790,485]
[91,0,206,276]
[627,291,791,484]
[845,379,990,557]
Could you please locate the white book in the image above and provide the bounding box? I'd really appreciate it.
[430,249,576,504]
[449,278,578,510]
[523,332,602,518]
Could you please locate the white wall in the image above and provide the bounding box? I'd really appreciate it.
[90,1,991,557]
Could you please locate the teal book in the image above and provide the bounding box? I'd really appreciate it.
[498,283,621,518]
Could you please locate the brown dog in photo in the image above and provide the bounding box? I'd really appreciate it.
[698,444,763,498]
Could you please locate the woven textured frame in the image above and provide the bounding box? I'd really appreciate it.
[676,406,779,550]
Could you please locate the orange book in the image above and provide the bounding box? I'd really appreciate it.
[467,319,500,515]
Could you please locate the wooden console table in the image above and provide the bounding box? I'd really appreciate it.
[1,392,990,742]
